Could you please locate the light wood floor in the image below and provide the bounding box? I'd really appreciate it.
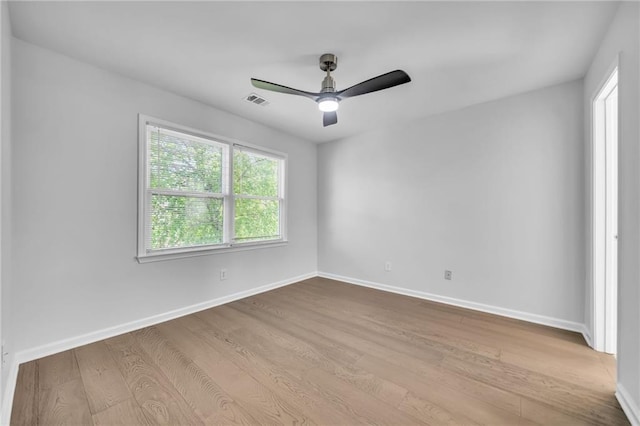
[11,277,628,425]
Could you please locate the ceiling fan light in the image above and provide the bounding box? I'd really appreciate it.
[318,98,339,112]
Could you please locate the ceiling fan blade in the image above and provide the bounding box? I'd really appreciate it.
[323,111,338,127]
[338,70,411,99]
[251,78,318,100]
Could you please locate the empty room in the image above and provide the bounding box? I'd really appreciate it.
[1,1,639,424]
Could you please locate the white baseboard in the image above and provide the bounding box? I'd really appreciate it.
[1,355,19,426]
[617,384,640,426]
[581,324,594,348]
[317,272,584,333]
[0,271,317,425]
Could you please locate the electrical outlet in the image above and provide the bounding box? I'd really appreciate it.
[220,269,228,281]
[444,270,452,280]
[384,261,392,272]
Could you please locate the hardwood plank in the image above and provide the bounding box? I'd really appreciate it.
[226,302,411,407]
[302,278,464,324]
[157,319,314,425]
[301,367,424,425]
[356,354,522,417]
[209,304,427,424]
[38,378,93,425]
[355,352,527,425]
[307,278,582,350]
[302,279,590,367]
[74,341,132,414]
[226,302,364,368]
[249,287,478,366]
[225,311,411,411]
[284,281,598,385]
[104,333,204,425]
[441,353,628,424]
[241,292,445,367]
[328,362,409,407]
[174,314,356,425]
[460,314,596,359]
[10,362,38,426]
[458,306,587,344]
[247,286,589,422]
[38,350,80,390]
[92,398,151,425]
[192,305,245,332]
[398,390,477,426]
[520,397,595,426]
[598,351,617,382]
[133,326,259,424]
[501,348,615,393]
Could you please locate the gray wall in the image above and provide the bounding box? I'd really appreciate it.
[0,0,12,410]
[318,79,585,326]
[10,39,318,354]
[584,1,640,418]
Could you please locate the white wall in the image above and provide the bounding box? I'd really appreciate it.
[318,80,585,327]
[0,0,12,412]
[584,2,640,422]
[10,39,317,355]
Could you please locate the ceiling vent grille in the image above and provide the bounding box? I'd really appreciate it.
[245,93,270,106]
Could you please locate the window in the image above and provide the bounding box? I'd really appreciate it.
[137,115,286,261]
[233,147,284,242]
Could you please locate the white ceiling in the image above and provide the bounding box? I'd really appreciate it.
[8,1,618,143]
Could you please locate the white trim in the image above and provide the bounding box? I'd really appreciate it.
[589,55,620,354]
[137,240,288,263]
[137,115,147,262]
[317,272,584,333]
[616,384,640,426]
[234,194,279,201]
[581,324,593,348]
[590,55,621,105]
[0,356,18,426]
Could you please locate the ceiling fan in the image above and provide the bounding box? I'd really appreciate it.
[251,54,411,127]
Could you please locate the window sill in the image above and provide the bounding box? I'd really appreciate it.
[136,240,288,263]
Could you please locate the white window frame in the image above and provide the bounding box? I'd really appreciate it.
[137,114,287,263]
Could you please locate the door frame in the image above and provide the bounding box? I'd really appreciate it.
[590,58,619,354]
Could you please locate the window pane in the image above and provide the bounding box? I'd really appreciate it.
[234,150,279,197]
[234,198,280,242]
[149,128,223,193]
[151,194,223,250]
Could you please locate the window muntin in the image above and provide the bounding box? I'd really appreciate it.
[138,116,286,260]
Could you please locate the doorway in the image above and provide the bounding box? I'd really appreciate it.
[592,66,618,355]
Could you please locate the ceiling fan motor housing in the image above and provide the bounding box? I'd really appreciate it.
[319,53,337,71]
[321,75,336,93]
[319,53,338,93]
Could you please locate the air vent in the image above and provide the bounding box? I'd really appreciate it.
[244,93,270,106]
